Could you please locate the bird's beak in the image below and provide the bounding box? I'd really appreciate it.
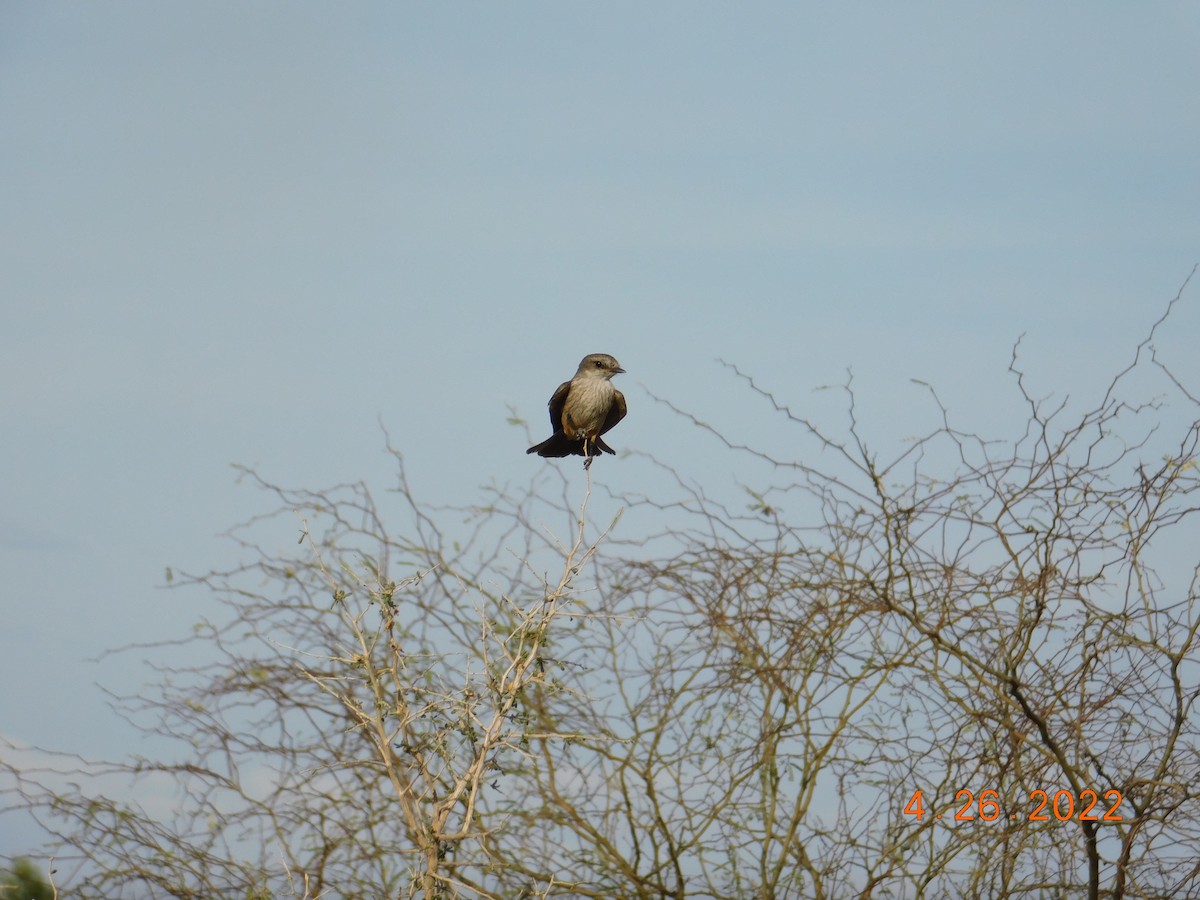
[615,366,627,374]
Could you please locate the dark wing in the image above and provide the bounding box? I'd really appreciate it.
[599,388,627,436]
[546,380,572,433]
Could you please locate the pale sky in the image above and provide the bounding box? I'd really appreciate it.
[2,1,1199,852]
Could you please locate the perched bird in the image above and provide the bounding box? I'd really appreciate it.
[527,353,627,468]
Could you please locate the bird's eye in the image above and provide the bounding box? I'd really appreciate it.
[594,360,604,367]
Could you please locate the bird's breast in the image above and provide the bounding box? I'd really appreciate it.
[561,379,614,437]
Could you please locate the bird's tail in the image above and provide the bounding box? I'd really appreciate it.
[527,435,617,458]
[527,434,577,457]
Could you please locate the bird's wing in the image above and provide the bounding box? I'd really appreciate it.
[599,389,627,436]
[546,380,572,433]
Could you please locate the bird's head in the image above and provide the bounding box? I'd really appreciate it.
[577,353,626,379]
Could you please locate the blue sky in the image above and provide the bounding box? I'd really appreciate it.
[2,1,1199,844]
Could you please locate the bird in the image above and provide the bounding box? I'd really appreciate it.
[527,353,627,468]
